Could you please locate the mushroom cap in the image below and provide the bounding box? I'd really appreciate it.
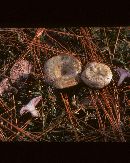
[44,55,82,89]
[10,59,32,84]
[81,62,113,88]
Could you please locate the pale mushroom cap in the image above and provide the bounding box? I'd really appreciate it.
[44,55,82,89]
[81,62,113,88]
[10,59,32,84]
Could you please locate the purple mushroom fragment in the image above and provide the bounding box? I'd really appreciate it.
[0,78,12,96]
[115,67,130,86]
[10,59,32,84]
[20,96,42,117]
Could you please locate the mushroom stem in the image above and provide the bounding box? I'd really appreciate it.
[20,96,42,117]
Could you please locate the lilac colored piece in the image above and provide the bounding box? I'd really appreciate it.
[0,78,11,96]
[115,67,130,86]
[10,59,32,84]
[20,96,42,117]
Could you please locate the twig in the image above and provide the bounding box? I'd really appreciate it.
[113,27,121,54]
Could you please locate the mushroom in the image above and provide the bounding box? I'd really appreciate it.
[81,62,113,88]
[10,59,32,84]
[115,67,130,86]
[0,78,11,96]
[44,55,82,89]
[20,96,42,117]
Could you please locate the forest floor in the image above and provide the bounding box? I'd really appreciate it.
[0,27,130,142]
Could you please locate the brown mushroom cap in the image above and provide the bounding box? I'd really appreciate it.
[81,62,113,88]
[44,55,82,89]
